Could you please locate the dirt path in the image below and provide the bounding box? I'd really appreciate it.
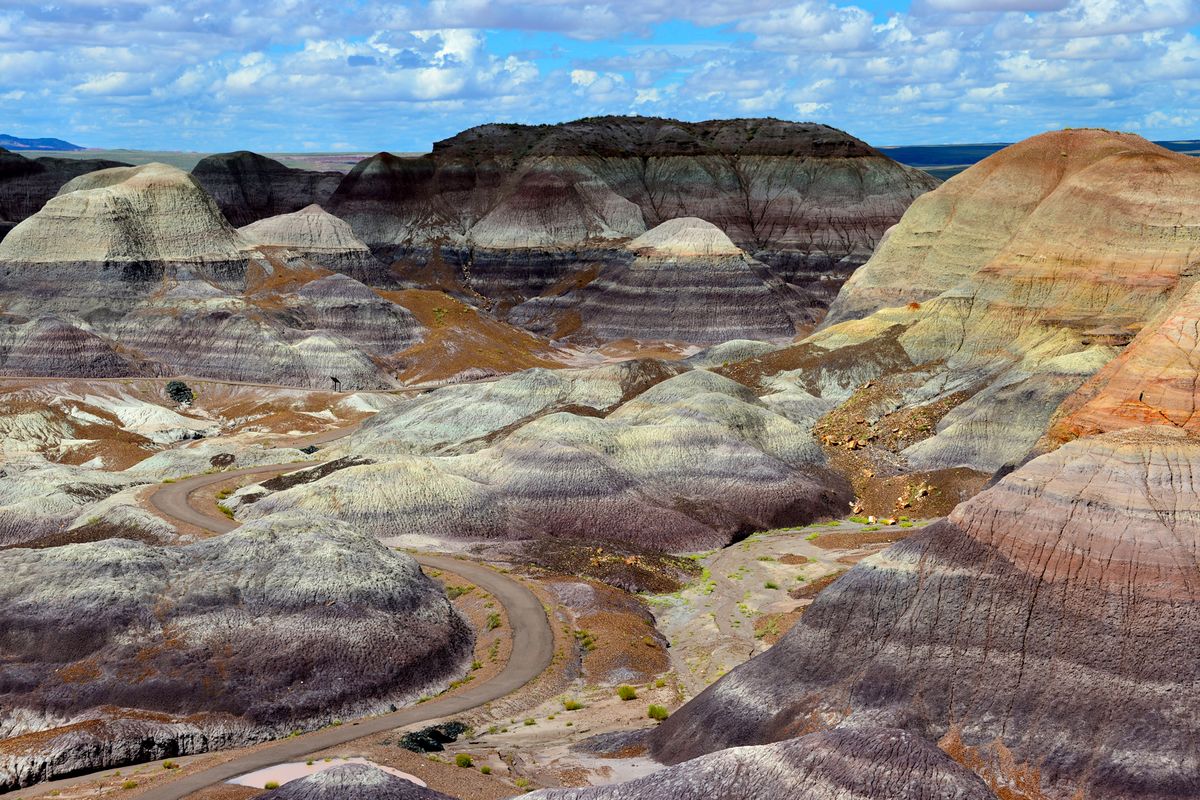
[19,435,556,800]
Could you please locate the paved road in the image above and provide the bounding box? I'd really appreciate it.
[29,435,555,800]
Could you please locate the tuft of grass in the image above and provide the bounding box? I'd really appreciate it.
[264,781,280,790]
[647,705,669,721]
[486,612,502,631]
[805,532,819,541]
[848,515,870,524]
[216,504,235,519]
[617,685,637,701]
[306,760,314,766]
[162,760,178,770]
[121,781,138,790]
[455,754,473,768]
[654,677,667,688]
[480,765,492,774]
[764,581,779,590]
[523,718,536,726]
[562,698,584,711]
[446,585,473,600]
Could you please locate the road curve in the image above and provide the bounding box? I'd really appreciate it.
[127,445,554,800]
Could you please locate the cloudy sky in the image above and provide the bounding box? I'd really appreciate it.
[1,0,1198,152]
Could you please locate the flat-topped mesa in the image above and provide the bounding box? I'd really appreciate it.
[649,425,1200,800]
[0,162,248,265]
[239,204,391,284]
[329,117,935,309]
[191,150,342,227]
[509,217,814,344]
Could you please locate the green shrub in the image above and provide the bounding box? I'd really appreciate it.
[523,718,536,726]
[264,781,280,790]
[455,754,473,768]
[121,781,138,790]
[165,380,194,405]
[486,612,502,631]
[514,777,530,788]
[848,515,870,524]
[617,685,637,701]
[162,760,178,770]
[563,698,584,711]
[654,677,667,688]
[480,765,492,774]
[648,705,670,721]
[764,581,779,589]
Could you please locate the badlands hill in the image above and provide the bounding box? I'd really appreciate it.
[0,147,130,240]
[0,515,472,789]
[648,426,1200,800]
[192,151,343,227]
[509,218,814,342]
[0,162,564,387]
[708,129,1200,516]
[328,116,936,311]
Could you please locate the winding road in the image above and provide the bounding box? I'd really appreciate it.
[17,426,555,800]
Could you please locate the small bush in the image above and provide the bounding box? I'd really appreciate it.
[523,718,536,726]
[217,504,235,519]
[848,515,870,524]
[617,685,637,701]
[764,581,779,590]
[121,781,138,790]
[654,677,666,688]
[264,781,280,790]
[562,698,584,711]
[480,765,492,774]
[165,380,194,405]
[514,778,530,788]
[648,705,670,721]
[486,612,502,631]
[162,760,178,770]
[455,754,473,768]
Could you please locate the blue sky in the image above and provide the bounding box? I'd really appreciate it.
[1,0,1198,152]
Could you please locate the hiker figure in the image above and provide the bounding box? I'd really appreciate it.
[330,376,342,392]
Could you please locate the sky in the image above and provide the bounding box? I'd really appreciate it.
[0,0,1198,152]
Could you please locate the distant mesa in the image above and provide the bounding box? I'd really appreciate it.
[0,133,84,151]
[192,150,343,227]
[328,116,936,314]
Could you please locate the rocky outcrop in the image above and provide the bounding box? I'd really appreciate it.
[239,205,392,284]
[650,426,1200,800]
[231,365,849,550]
[0,147,130,236]
[534,729,997,800]
[510,218,814,343]
[328,117,935,309]
[260,764,455,800]
[0,515,472,789]
[191,151,342,227]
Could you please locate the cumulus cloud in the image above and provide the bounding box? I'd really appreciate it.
[0,0,1197,150]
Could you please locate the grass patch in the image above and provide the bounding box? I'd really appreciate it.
[486,612,502,631]
[617,685,637,701]
[264,781,280,790]
[647,705,669,721]
[480,765,492,774]
[121,781,138,790]
[455,754,473,768]
[764,581,779,590]
[216,504,234,519]
[563,698,584,711]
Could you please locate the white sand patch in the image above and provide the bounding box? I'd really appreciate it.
[229,757,426,789]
